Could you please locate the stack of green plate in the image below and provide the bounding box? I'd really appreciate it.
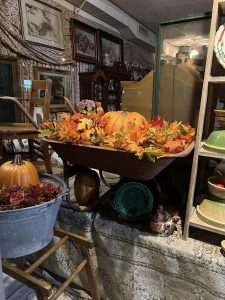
[114,182,153,221]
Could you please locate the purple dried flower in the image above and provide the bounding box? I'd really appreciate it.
[76,99,96,113]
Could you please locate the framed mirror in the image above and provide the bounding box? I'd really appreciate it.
[153,13,211,126]
[33,67,71,111]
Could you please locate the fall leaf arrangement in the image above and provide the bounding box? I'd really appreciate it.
[39,100,196,162]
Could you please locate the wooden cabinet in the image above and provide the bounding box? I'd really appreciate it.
[183,0,225,240]
[79,65,131,112]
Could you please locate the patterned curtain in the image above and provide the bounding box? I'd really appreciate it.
[0,6,66,65]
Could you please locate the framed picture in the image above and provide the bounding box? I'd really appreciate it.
[20,0,64,49]
[71,19,98,63]
[98,30,123,66]
[34,68,70,110]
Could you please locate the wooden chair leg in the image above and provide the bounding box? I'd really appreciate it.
[63,160,70,186]
[28,139,37,162]
[42,141,52,174]
[35,289,49,300]
[82,247,100,300]
[16,256,27,269]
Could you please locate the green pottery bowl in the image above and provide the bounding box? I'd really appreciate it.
[203,130,225,153]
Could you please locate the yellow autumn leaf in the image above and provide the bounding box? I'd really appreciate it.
[77,118,93,131]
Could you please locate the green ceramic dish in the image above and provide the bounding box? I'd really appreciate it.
[114,182,153,221]
[203,130,225,153]
[203,143,225,154]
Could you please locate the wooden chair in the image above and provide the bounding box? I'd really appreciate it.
[0,79,53,173]
[3,227,100,300]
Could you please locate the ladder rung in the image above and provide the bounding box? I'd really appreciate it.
[208,76,225,83]
[25,236,69,274]
[50,259,88,300]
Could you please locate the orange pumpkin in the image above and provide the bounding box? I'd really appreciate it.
[0,154,39,188]
[74,168,100,206]
[101,110,148,134]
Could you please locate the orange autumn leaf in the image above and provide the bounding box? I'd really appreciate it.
[60,113,71,121]
[71,113,83,122]
[163,139,185,153]
[180,134,193,143]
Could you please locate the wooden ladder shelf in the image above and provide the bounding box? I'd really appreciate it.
[183,0,225,240]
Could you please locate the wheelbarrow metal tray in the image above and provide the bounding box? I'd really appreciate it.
[47,140,195,180]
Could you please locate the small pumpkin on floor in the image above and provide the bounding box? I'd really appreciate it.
[74,168,100,206]
[0,154,39,188]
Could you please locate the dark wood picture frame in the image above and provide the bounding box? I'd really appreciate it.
[71,19,98,63]
[98,30,123,66]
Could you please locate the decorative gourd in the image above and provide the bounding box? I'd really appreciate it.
[101,110,148,134]
[0,154,39,188]
[74,168,100,206]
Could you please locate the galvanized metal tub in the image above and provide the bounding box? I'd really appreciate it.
[0,173,68,259]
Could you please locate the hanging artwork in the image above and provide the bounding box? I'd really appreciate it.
[98,30,123,66]
[71,19,98,63]
[20,0,64,49]
[34,67,71,110]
